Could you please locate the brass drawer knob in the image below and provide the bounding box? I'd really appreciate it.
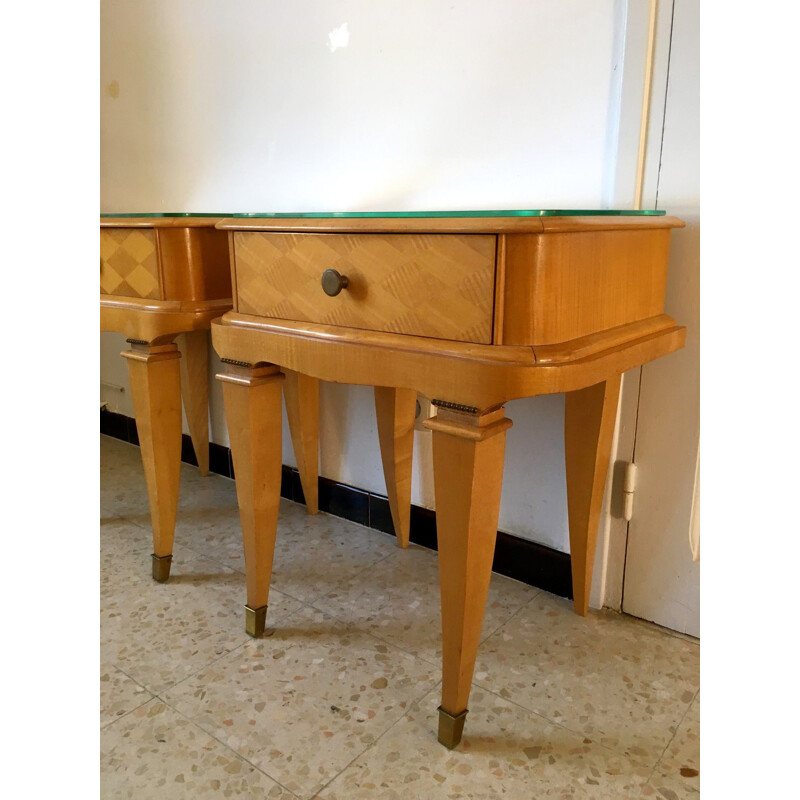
[321,268,349,296]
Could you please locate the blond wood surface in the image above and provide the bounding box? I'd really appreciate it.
[122,343,183,561]
[211,314,684,412]
[233,232,496,343]
[100,228,161,299]
[218,365,285,612]
[178,330,210,476]
[374,387,418,548]
[502,230,672,345]
[101,219,231,323]
[100,296,232,342]
[283,370,320,514]
[564,375,622,616]
[156,226,232,301]
[426,407,512,716]
[492,234,508,345]
[101,217,225,228]
[217,215,684,235]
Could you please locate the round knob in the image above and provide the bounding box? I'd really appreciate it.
[321,268,349,296]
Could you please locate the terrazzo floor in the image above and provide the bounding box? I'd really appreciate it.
[100,434,700,799]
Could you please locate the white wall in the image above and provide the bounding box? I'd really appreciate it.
[101,0,621,212]
[100,0,671,561]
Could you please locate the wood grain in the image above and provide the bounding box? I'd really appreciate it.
[216,215,684,235]
[101,217,226,228]
[283,370,320,514]
[502,229,672,345]
[426,407,512,720]
[211,313,684,412]
[100,296,232,343]
[156,226,232,301]
[233,232,496,344]
[122,342,183,562]
[564,375,622,615]
[100,228,161,299]
[178,330,210,476]
[218,364,285,615]
[374,387,418,547]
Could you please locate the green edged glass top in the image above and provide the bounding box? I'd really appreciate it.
[101,209,665,218]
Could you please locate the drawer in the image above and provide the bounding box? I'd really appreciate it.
[100,224,232,302]
[100,228,161,299]
[232,232,497,344]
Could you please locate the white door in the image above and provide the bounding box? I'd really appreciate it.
[621,0,699,637]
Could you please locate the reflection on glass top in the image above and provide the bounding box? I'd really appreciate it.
[101,209,665,218]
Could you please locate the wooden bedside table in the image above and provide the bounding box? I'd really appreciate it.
[100,214,321,582]
[210,210,686,747]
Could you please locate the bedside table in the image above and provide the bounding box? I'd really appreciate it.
[210,210,686,747]
[101,214,321,581]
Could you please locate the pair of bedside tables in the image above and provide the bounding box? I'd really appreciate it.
[100,211,685,747]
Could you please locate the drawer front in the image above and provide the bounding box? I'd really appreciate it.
[100,228,161,299]
[233,232,496,343]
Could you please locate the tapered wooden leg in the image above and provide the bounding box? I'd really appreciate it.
[122,341,183,582]
[374,387,417,547]
[218,363,284,636]
[283,370,320,514]
[179,330,210,476]
[564,375,622,616]
[425,405,513,748]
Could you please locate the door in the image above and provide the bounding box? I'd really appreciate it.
[620,0,699,636]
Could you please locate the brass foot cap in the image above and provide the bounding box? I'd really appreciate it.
[437,706,468,749]
[151,554,173,582]
[245,604,268,637]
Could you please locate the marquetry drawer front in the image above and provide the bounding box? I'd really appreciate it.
[233,232,497,343]
[100,228,161,299]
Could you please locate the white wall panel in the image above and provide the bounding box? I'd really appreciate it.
[101,0,619,212]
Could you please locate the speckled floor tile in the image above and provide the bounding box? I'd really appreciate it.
[100,663,153,727]
[101,434,699,799]
[641,772,699,798]
[101,434,236,525]
[100,436,150,521]
[163,604,440,798]
[100,519,153,593]
[101,434,144,471]
[101,699,296,799]
[176,497,399,605]
[102,435,399,608]
[101,548,303,694]
[473,593,700,769]
[648,693,699,794]
[317,544,538,664]
[316,686,651,799]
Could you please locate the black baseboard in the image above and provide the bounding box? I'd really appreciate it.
[101,408,573,599]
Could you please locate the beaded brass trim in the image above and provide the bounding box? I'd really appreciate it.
[220,357,252,368]
[431,399,479,415]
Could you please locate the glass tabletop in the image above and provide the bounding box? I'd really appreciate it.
[101,209,665,218]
